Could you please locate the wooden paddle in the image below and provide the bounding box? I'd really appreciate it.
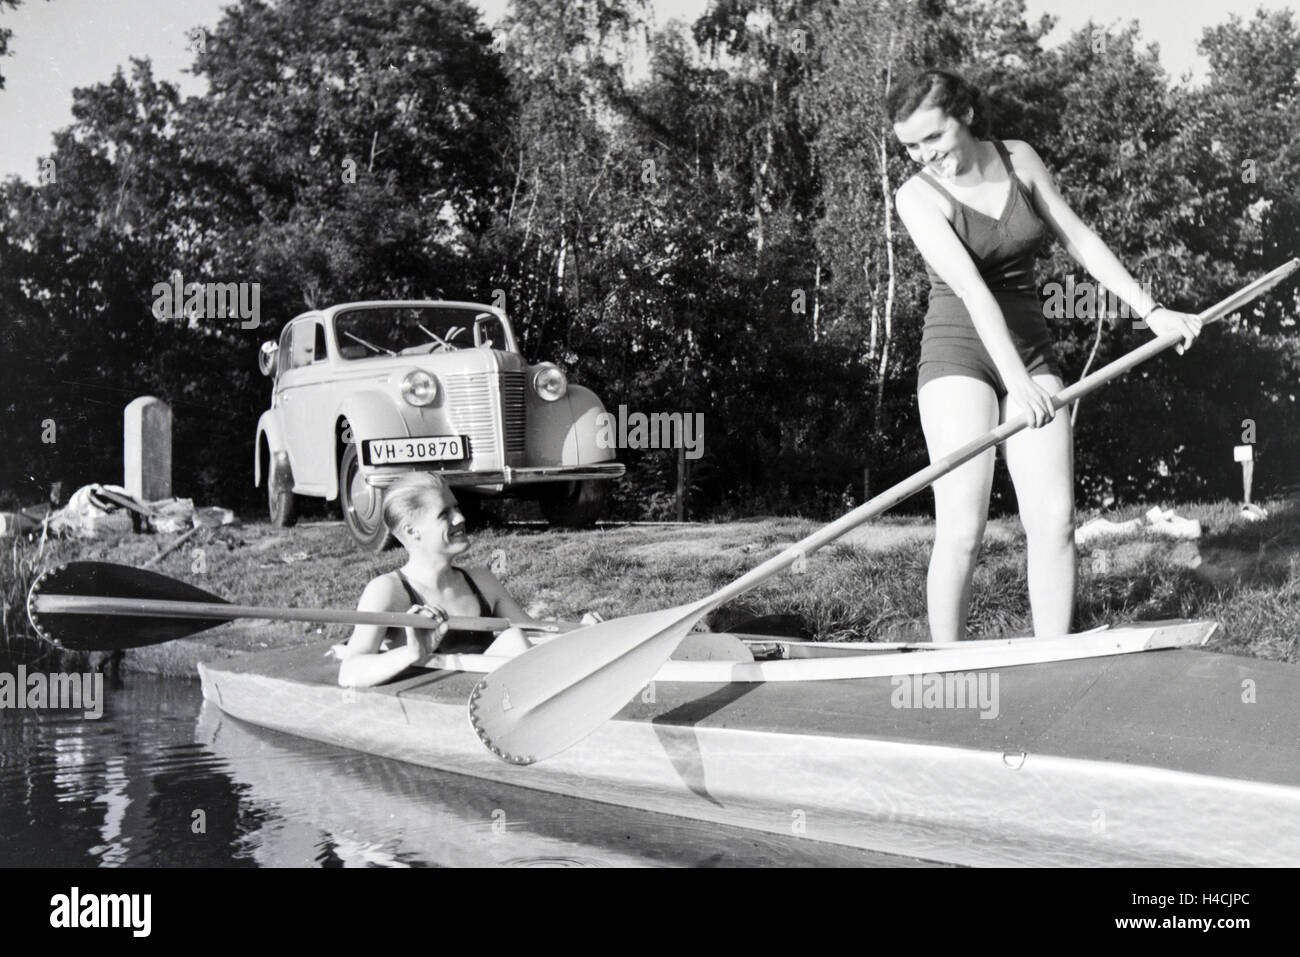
[26,561,568,650]
[469,259,1300,765]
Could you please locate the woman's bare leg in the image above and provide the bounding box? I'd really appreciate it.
[918,376,1000,642]
[1001,374,1076,637]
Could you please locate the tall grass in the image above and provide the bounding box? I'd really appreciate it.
[2,533,52,665]
[584,497,1300,659]
[0,531,93,668]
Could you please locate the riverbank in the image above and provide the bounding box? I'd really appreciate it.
[4,495,1297,678]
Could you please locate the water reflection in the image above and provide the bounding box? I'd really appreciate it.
[194,703,925,867]
[0,670,930,867]
[0,670,246,867]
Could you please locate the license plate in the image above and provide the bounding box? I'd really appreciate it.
[365,436,466,465]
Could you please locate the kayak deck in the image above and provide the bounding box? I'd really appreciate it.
[199,626,1300,866]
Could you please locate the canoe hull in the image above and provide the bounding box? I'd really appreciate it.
[198,627,1300,867]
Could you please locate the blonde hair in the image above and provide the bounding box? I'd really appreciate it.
[382,472,453,535]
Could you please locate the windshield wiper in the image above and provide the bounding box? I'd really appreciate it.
[415,322,466,350]
[342,330,394,356]
[415,322,451,350]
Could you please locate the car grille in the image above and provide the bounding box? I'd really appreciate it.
[443,374,499,460]
[502,372,526,454]
[441,372,527,461]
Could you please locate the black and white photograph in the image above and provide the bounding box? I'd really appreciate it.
[1,0,1297,900]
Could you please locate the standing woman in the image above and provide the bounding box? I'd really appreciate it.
[886,70,1202,642]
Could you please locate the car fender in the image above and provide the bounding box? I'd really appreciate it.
[526,384,619,467]
[329,393,412,499]
[254,411,290,488]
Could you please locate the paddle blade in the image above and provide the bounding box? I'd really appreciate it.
[27,561,228,650]
[469,602,709,765]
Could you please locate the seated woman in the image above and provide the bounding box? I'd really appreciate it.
[337,473,537,688]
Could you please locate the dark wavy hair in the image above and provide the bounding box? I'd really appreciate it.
[884,69,990,138]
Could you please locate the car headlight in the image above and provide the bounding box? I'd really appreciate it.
[401,370,438,406]
[533,364,567,402]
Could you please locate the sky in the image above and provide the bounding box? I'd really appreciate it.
[0,0,1295,182]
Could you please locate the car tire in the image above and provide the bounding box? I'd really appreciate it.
[538,479,607,528]
[338,440,393,551]
[267,454,299,528]
[268,480,300,528]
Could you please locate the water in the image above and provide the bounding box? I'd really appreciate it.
[0,669,924,867]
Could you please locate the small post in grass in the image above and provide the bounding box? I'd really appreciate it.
[1234,443,1265,521]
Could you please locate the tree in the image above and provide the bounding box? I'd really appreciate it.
[0,0,29,91]
[1022,20,1300,502]
[2,0,1296,515]
[181,0,513,310]
[806,0,1053,495]
[0,0,518,506]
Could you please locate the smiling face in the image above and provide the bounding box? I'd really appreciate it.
[396,485,470,557]
[893,103,977,182]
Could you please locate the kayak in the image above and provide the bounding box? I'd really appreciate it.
[197,619,1300,867]
[194,700,924,866]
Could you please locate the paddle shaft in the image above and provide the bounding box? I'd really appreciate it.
[30,594,552,634]
[710,259,1300,608]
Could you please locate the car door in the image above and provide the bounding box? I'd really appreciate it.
[275,319,331,492]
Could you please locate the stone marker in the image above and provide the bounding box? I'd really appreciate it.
[1233,444,1255,504]
[124,396,172,502]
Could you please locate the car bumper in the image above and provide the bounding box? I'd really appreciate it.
[364,462,625,489]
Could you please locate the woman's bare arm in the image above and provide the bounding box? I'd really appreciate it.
[1011,140,1202,350]
[1008,140,1161,313]
[466,566,538,625]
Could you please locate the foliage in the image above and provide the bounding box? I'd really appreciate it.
[0,0,1296,520]
[0,0,29,90]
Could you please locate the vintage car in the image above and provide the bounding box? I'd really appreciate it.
[254,301,624,548]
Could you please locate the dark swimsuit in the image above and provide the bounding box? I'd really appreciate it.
[394,567,493,614]
[915,140,1062,397]
[393,567,494,652]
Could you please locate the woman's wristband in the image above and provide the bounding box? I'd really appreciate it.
[1140,301,1165,321]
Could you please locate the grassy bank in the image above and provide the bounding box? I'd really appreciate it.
[2,495,1296,673]
[2,535,94,669]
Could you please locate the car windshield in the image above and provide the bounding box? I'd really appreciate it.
[333,306,508,360]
